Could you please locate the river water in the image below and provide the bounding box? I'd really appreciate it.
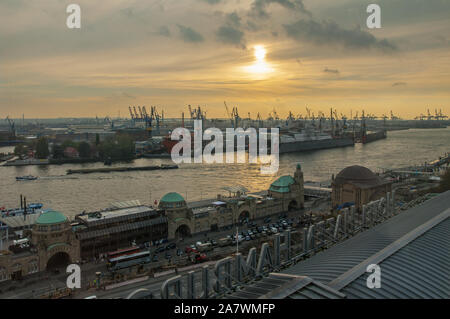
[0,127,449,218]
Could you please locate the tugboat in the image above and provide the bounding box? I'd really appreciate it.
[16,175,38,181]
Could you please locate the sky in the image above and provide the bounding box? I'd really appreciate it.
[0,0,449,119]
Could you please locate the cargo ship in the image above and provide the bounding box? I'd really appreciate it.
[162,129,355,154]
[361,130,387,144]
[279,131,355,154]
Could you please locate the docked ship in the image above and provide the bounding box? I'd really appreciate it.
[361,130,387,144]
[1,203,43,218]
[279,131,355,154]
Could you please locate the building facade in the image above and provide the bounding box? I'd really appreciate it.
[74,205,167,260]
[162,165,305,240]
[331,165,392,211]
[0,210,79,282]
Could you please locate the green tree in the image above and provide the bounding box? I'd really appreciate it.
[438,169,450,192]
[78,142,91,158]
[35,137,49,159]
[52,144,65,159]
[61,140,78,150]
[14,144,27,156]
[98,134,135,161]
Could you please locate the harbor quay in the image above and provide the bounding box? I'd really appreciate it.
[0,159,413,298]
[0,164,304,285]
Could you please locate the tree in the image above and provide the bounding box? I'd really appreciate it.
[61,140,78,150]
[95,133,100,146]
[78,142,91,158]
[14,144,28,156]
[98,134,135,161]
[438,169,450,192]
[52,144,65,159]
[35,137,49,159]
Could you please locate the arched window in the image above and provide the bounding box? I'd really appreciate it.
[0,267,7,282]
[28,260,39,274]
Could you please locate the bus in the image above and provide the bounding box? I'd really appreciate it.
[106,246,141,262]
[107,251,151,271]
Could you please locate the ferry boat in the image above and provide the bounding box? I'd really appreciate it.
[16,175,38,181]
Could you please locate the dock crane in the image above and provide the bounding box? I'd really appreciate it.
[256,112,263,128]
[129,107,135,120]
[5,116,16,137]
[390,110,400,121]
[224,101,234,127]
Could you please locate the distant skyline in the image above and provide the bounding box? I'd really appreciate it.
[0,0,449,119]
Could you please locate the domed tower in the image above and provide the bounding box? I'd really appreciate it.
[332,165,391,211]
[267,163,305,211]
[159,193,193,240]
[32,210,80,271]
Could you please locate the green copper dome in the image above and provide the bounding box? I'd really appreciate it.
[269,175,295,193]
[160,192,185,203]
[36,210,67,225]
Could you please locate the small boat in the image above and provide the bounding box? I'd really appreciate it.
[16,175,38,181]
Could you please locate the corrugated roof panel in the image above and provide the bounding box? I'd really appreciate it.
[342,218,450,299]
[282,191,450,284]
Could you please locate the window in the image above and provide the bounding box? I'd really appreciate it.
[28,260,38,274]
[50,224,61,232]
[0,267,7,282]
[38,226,48,232]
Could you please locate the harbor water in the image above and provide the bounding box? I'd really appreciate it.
[0,127,449,219]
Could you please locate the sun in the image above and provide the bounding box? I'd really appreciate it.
[254,45,266,62]
[242,45,273,76]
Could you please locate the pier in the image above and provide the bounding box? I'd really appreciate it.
[66,164,178,175]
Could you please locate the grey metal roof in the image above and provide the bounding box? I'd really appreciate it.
[76,216,167,240]
[225,273,346,299]
[340,217,450,299]
[0,213,40,229]
[282,190,450,284]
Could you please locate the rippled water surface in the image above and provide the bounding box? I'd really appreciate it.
[0,127,449,218]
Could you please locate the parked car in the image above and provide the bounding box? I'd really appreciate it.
[185,246,196,253]
[245,236,251,241]
[264,217,271,223]
[165,252,171,259]
[166,243,176,250]
[210,239,218,246]
[155,246,165,254]
[176,249,183,256]
[152,255,158,262]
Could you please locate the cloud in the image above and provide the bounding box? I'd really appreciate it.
[216,26,245,47]
[324,67,339,74]
[283,19,397,52]
[250,0,311,18]
[392,82,407,87]
[158,26,171,37]
[226,11,241,28]
[177,25,204,43]
[199,0,224,4]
